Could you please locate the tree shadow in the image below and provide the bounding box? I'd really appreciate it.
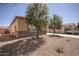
[48,35,63,38]
[0,37,45,56]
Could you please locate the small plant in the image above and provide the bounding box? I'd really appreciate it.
[55,47,64,54]
[66,39,69,42]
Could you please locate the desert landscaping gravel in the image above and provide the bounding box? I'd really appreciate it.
[0,35,79,56]
[31,35,79,56]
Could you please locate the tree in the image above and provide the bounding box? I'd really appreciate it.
[77,23,79,30]
[26,3,48,39]
[50,14,62,35]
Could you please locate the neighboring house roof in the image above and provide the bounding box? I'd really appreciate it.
[0,26,8,29]
[0,27,6,32]
[62,23,76,30]
[0,27,9,34]
[9,16,26,28]
[63,23,76,27]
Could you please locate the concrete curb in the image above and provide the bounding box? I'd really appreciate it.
[47,33,79,39]
[0,36,31,47]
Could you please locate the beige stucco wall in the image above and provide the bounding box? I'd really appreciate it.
[0,28,5,34]
[9,17,28,37]
[18,18,27,32]
[9,18,18,36]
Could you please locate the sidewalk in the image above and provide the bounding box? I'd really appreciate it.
[0,33,79,48]
[0,35,44,47]
[47,33,79,38]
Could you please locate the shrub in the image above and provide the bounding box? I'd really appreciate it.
[55,47,64,54]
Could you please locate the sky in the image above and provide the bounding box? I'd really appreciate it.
[0,3,79,27]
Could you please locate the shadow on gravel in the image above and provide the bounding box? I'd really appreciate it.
[0,37,45,56]
[48,35,63,38]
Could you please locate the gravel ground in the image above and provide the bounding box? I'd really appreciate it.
[0,37,44,56]
[0,35,79,56]
[31,35,79,56]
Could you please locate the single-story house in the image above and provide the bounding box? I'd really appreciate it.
[9,16,47,37]
[47,23,77,33]
[9,16,28,37]
[9,16,77,37]
[62,23,76,32]
[0,26,9,34]
[0,27,5,34]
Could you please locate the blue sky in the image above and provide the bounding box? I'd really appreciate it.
[0,3,79,27]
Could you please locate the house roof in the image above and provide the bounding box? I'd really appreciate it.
[63,23,76,27]
[0,26,8,29]
[9,16,26,28]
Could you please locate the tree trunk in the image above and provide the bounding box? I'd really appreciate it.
[27,23,29,32]
[53,26,55,36]
[53,18,55,36]
[36,27,39,39]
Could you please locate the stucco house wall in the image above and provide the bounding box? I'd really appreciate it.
[0,28,5,34]
[9,17,19,36]
[18,17,27,32]
[9,16,47,37]
[46,23,76,34]
[9,16,28,37]
[0,27,9,34]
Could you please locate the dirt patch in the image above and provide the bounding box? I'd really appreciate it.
[0,34,29,42]
[0,34,17,42]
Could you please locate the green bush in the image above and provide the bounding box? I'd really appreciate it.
[65,31,79,35]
